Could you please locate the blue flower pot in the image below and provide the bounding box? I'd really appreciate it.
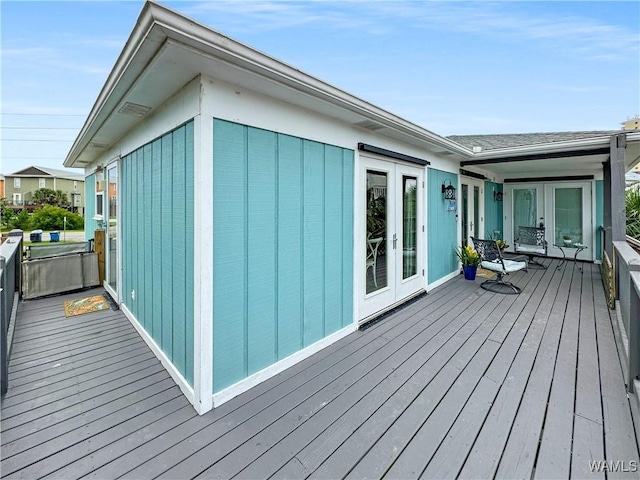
[463,265,477,280]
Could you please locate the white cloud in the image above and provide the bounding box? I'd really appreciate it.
[180,1,638,61]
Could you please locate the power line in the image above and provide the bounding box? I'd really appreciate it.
[2,157,66,160]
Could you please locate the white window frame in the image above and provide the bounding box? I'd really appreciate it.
[14,178,21,188]
[94,171,105,220]
[39,178,46,188]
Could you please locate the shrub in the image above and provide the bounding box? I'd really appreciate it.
[30,205,84,230]
[12,209,32,230]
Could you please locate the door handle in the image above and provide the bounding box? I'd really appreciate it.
[393,233,397,250]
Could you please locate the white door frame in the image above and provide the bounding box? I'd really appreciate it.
[357,155,425,321]
[460,176,485,246]
[544,181,593,261]
[504,183,545,248]
[103,159,120,303]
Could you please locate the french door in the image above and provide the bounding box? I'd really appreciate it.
[545,182,592,260]
[360,157,424,320]
[460,178,484,247]
[504,181,592,260]
[504,183,544,248]
[104,162,119,301]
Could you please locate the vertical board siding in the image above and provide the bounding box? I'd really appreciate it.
[213,119,354,393]
[428,168,459,283]
[276,135,303,359]
[484,181,504,239]
[247,128,277,373]
[213,121,248,387]
[84,173,97,241]
[302,140,325,345]
[121,121,195,386]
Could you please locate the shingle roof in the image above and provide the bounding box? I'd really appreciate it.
[447,131,619,151]
[8,166,84,181]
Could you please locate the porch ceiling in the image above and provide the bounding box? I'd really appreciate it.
[463,150,610,176]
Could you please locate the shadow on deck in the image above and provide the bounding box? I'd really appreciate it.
[2,260,639,479]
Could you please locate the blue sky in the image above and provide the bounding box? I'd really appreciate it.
[1,0,638,175]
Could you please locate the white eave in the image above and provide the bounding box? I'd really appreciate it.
[64,1,471,168]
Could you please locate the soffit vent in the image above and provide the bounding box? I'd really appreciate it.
[354,119,385,131]
[89,142,109,149]
[117,102,152,118]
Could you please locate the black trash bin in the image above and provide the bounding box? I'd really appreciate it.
[30,229,43,242]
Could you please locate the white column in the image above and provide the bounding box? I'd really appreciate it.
[192,108,214,414]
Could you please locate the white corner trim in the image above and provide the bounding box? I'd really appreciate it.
[212,323,358,407]
[193,111,214,414]
[427,270,460,291]
[121,303,198,411]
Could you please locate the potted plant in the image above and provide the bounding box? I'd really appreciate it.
[496,239,509,252]
[562,234,572,246]
[455,245,481,280]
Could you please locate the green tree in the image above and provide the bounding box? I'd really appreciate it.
[13,209,32,230]
[30,205,83,231]
[32,188,70,208]
[626,186,640,239]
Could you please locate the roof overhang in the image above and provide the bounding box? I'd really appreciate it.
[460,132,640,176]
[64,1,471,168]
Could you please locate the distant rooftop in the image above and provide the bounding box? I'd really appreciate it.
[447,131,619,152]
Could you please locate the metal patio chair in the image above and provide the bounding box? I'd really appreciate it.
[514,226,548,269]
[471,237,528,295]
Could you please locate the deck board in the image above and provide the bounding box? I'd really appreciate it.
[2,265,639,480]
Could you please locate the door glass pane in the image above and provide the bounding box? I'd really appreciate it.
[473,186,480,238]
[513,188,537,231]
[461,184,469,247]
[554,187,582,245]
[366,170,387,294]
[108,165,118,291]
[403,176,417,279]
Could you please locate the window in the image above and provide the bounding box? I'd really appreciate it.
[39,178,45,188]
[14,178,21,188]
[95,171,104,218]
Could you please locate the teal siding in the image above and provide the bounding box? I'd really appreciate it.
[484,181,504,239]
[121,121,194,386]
[428,168,459,284]
[213,119,354,393]
[84,173,98,240]
[596,180,603,261]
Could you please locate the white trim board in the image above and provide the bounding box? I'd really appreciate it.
[121,303,198,412]
[212,323,358,407]
[427,270,460,291]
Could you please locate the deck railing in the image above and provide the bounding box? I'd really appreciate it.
[1,229,23,395]
[613,241,640,394]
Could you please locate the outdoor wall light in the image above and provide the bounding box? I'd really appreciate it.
[493,190,503,202]
[442,179,456,201]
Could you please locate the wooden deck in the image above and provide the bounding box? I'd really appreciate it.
[2,261,639,479]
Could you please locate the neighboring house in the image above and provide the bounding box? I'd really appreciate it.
[64,1,640,414]
[0,174,4,200]
[3,166,85,215]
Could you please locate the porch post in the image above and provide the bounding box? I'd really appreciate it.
[603,160,612,261]
[610,133,627,243]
